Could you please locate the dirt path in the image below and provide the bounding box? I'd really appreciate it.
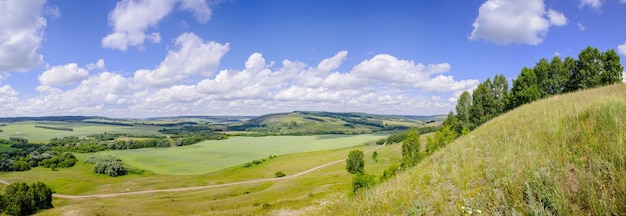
[1,144,385,199]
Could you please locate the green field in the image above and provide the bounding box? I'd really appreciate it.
[92,134,386,175]
[0,121,164,143]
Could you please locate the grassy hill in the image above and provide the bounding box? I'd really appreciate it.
[232,111,444,134]
[313,84,626,215]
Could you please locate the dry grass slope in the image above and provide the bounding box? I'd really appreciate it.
[313,84,626,215]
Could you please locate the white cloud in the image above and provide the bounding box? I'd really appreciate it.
[547,10,567,26]
[39,63,89,86]
[134,32,229,87]
[317,51,348,73]
[87,59,106,71]
[9,49,479,117]
[577,22,586,31]
[469,0,567,45]
[579,0,603,9]
[0,0,46,72]
[101,0,216,51]
[618,41,626,56]
[622,0,626,3]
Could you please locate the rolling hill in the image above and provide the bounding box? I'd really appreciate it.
[313,84,626,215]
[230,111,445,134]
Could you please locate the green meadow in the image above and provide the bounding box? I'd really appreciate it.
[92,134,386,175]
[0,121,164,143]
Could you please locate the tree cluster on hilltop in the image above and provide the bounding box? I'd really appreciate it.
[0,182,54,216]
[450,46,623,135]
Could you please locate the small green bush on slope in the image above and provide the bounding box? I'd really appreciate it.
[312,84,626,215]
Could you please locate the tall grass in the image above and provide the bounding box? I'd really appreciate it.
[312,84,626,215]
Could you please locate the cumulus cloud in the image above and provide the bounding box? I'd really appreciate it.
[8,46,479,116]
[469,0,567,45]
[102,0,216,51]
[134,32,229,87]
[317,51,348,73]
[618,41,626,56]
[39,63,89,86]
[0,0,47,72]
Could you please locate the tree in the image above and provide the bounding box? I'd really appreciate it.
[601,49,624,85]
[574,46,603,89]
[510,67,542,108]
[564,56,578,92]
[401,128,421,167]
[491,74,509,114]
[346,150,365,174]
[455,91,473,131]
[1,182,53,215]
[548,56,569,94]
[534,58,551,97]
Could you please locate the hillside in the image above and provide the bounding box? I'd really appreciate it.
[313,84,626,215]
[231,111,444,134]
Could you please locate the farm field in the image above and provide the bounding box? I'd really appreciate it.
[92,134,387,175]
[0,135,413,215]
[0,121,164,143]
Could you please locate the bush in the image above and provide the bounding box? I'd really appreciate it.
[1,182,53,215]
[352,173,376,193]
[275,171,286,177]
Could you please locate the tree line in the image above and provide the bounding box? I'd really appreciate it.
[449,46,622,136]
[0,138,77,172]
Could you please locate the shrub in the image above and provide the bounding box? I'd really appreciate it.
[352,173,376,193]
[346,150,365,174]
[275,171,286,177]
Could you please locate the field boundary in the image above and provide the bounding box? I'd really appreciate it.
[0,144,385,199]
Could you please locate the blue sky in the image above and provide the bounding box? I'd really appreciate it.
[1,0,625,117]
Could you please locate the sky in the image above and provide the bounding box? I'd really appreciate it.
[1,0,625,118]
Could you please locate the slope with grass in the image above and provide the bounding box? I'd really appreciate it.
[313,84,626,215]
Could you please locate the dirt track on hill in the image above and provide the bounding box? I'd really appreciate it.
[0,144,384,199]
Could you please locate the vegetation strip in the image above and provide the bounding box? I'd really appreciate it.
[0,145,385,199]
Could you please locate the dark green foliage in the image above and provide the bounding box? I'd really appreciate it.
[372,151,378,162]
[1,182,53,216]
[426,126,457,154]
[38,152,77,168]
[510,67,542,108]
[346,150,365,174]
[352,173,376,193]
[275,171,286,177]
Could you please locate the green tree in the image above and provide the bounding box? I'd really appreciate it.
[491,74,509,114]
[470,79,496,126]
[534,58,551,97]
[601,49,624,85]
[574,46,603,89]
[455,91,473,131]
[442,111,460,135]
[346,150,365,174]
[372,151,378,162]
[548,56,570,94]
[510,67,542,108]
[564,56,578,92]
[401,128,421,167]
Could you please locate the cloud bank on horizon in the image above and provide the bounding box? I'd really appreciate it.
[0,0,625,117]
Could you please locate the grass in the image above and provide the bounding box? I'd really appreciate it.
[92,134,386,175]
[0,134,417,215]
[311,83,626,215]
[0,121,164,143]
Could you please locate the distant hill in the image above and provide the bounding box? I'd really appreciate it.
[230,111,444,134]
[315,84,626,215]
